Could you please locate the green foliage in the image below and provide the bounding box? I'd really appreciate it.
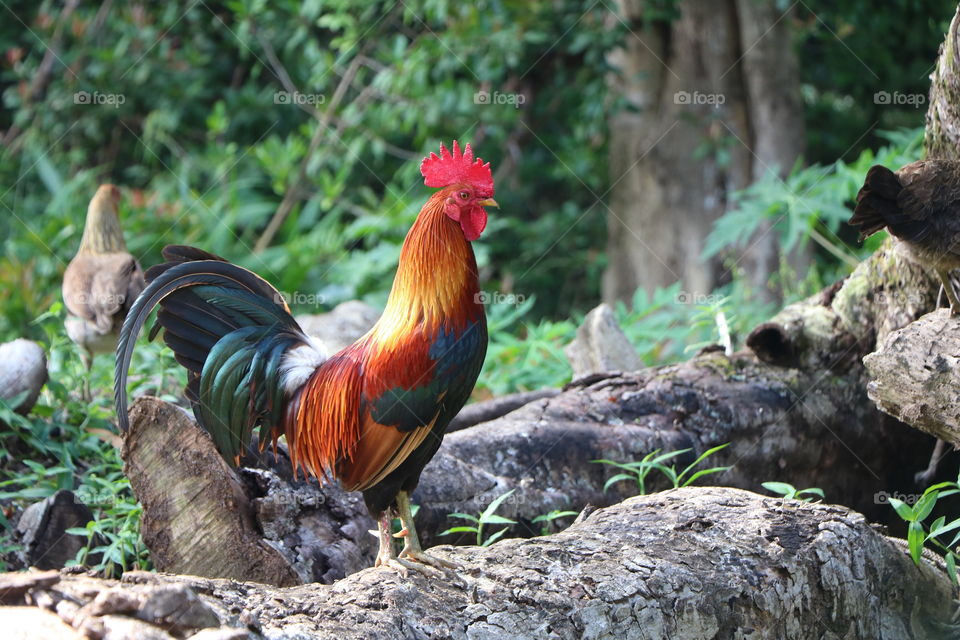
[796,0,955,163]
[530,509,579,536]
[440,489,519,547]
[761,481,825,503]
[595,443,731,495]
[887,473,960,585]
[0,0,620,334]
[704,128,924,290]
[0,305,180,574]
[478,283,775,395]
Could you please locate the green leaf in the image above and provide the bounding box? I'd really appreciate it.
[927,517,960,542]
[681,466,732,487]
[947,552,958,586]
[888,498,915,522]
[480,514,517,526]
[482,528,510,547]
[913,491,938,522]
[761,481,797,497]
[447,513,479,523]
[603,473,635,492]
[907,521,925,565]
[439,526,478,537]
[480,489,516,522]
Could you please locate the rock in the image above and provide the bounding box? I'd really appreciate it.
[0,570,59,604]
[295,301,380,353]
[186,629,252,640]
[564,303,642,377]
[0,338,47,415]
[15,490,98,570]
[86,614,175,640]
[136,584,220,631]
[2,606,84,640]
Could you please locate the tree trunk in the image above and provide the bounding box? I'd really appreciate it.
[2,488,953,640]
[603,0,806,306]
[926,5,960,161]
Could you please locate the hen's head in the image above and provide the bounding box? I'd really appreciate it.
[421,141,497,241]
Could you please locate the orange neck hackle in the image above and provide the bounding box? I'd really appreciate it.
[373,189,483,343]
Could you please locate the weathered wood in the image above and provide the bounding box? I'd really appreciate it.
[122,325,933,585]
[2,488,954,640]
[446,388,560,433]
[863,309,960,447]
[122,398,301,586]
[926,5,960,161]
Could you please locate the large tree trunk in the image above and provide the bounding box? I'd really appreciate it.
[603,0,806,306]
[2,488,953,640]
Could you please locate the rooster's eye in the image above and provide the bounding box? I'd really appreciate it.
[458,191,469,200]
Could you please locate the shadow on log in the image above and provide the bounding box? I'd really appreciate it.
[1,488,955,639]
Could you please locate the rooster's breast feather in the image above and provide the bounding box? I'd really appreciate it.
[325,317,486,491]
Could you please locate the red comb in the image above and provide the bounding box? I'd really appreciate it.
[420,141,494,196]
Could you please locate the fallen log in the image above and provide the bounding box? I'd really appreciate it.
[2,488,954,640]
[124,320,931,584]
[862,309,960,448]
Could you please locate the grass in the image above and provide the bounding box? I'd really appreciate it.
[0,303,182,575]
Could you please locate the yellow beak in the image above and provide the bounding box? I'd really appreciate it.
[477,198,499,208]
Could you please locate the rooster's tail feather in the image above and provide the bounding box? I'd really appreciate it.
[115,245,318,462]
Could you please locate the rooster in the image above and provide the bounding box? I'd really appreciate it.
[116,141,496,572]
[63,185,145,399]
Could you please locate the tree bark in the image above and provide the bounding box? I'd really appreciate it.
[121,399,302,587]
[926,5,960,161]
[603,0,805,306]
[863,309,960,447]
[2,488,953,640]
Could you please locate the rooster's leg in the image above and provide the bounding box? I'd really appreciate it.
[395,491,460,571]
[80,350,93,402]
[936,269,960,316]
[374,511,397,567]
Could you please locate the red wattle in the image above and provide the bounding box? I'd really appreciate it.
[460,206,487,241]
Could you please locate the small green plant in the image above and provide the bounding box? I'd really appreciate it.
[887,475,960,585]
[0,304,165,575]
[761,481,825,503]
[595,443,731,495]
[440,489,518,547]
[531,509,579,536]
[63,466,151,578]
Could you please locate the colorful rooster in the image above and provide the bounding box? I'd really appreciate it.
[116,141,496,572]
